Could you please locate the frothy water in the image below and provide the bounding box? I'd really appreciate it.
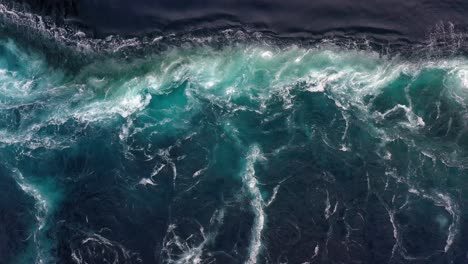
[2,4,468,263]
[241,145,266,264]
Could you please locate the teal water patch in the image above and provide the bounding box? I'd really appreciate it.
[1,37,468,263]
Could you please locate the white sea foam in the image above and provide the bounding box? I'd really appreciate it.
[2,9,468,262]
[76,233,137,263]
[11,168,60,264]
[242,145,267,264]
[160,209,225,264]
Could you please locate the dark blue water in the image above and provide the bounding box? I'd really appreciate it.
[2,1,468,264]
[10,0,468,40]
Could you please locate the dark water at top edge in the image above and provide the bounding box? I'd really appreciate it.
[2,0,468,70]
[9,0,468,40]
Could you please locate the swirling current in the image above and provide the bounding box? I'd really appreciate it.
[2,2,468,264]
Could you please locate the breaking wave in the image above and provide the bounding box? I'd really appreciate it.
[1,2,468,264]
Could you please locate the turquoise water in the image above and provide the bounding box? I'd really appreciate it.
[1,26,468,263]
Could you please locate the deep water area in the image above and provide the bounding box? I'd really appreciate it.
[2,2,468,264]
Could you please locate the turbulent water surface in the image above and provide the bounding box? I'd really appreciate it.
[2,1,468,264]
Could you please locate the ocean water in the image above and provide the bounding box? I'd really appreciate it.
[2,1,468,264]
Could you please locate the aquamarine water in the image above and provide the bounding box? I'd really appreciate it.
[1,6,468,263]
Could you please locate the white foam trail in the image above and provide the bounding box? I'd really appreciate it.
[324,190,338,220]
[409,189,460,253]
[74,93,152,123]
[160,209,225,264]
[138,178,157,186]
[265,184,280,207]
[436,193,459,252]
[384,170,461,256]
[158,148,178,187]
[77,233,137,263]
[192,166,208,178]
[242,145,267,264]
[11,168,53,264]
